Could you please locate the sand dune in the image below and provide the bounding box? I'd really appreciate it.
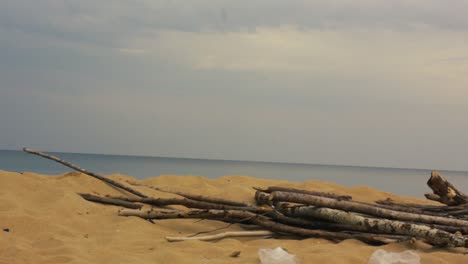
[0,170,467,263]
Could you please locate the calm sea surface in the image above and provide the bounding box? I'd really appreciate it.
[1,149,467,198]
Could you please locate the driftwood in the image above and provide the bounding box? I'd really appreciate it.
[23,148,148,198]
[270,191,468,227]
[24,147,468,248]
[79,193,143,209]
[278,205,467,247]
[119,209,402,245]
[426,171,468,206]
[254,186,352,200]
[376,198,468,219]
[166,230,274,242]
[106,195,267,213]
[128,181,252,207]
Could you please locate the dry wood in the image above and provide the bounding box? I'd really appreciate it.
[23,148,148,198]
[427,171,468,206]
[255,191,273,206]
[79,193,142,209]
[255,186,352,200]
[107,196,267,213]
[279,206,467,247]
[270,191,468,227]
[119,209,402,245]
[166,230,274,242]
[128,181,252,207]
[376,198,468,219]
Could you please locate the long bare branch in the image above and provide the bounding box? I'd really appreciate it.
[23,148,148,198]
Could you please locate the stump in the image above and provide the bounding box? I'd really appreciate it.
[426,171,468,206]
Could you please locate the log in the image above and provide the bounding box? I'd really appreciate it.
[270,191,468,227]
[427,171,468,206]
[119,209,402,245]
[23,148,148,198]
[279,206,467,247]
[79,193,142,209]
[166,230,274,242]
[254,186,352,200]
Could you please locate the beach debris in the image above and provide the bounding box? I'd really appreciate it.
[425,171,468,206]
[3,228,9,232]
[165,230,274,242]
[229,251,241,257]
[22,148,468,248]
[258,247,298,264]
[23,148,148,198]
[368,249,420,264]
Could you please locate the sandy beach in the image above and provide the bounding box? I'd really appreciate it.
[1,170,467,264]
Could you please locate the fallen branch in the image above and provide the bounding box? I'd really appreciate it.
[278,206,467,247]
[166,230,274,242]
[107,196,268,213]
[23,148,148,198]
[128,181,252,207]
[119,209,402,245]
[79,193,142,209]
[254,186,352,200]
[270,191,468,227]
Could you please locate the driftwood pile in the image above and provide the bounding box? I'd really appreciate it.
[23,148,468,248]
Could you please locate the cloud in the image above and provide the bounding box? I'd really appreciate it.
[2,0,468,170]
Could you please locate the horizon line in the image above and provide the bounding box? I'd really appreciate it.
[1,148,466,174]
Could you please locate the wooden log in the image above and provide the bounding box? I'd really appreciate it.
[79,193,142,209]
[119,209,402,245]
[255,191,273,206]
[254,186,352,200]
[427,171,468,206]
[166,230,274,242]
[107,196,268,213]
[279,206,467,247]
[270,191,468,227]
[23,148,148,198]
[128,181,252,207]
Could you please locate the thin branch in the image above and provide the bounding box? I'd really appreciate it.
[128,181,252,207]
[23,148,148,198]
[166,230,274,242]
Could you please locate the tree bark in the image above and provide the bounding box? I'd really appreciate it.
[279,206,467,247]
[270,191,468,227]
[427,171,468,206]
[254,186,352,200]
[23,148,148,198]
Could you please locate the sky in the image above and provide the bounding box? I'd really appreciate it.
[1,1,468,170]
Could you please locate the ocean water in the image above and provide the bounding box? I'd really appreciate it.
[1,149,467,198]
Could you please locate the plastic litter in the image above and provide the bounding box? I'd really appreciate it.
[258,247,298,264]
[368,249,420,264]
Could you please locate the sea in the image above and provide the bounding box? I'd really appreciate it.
[1,149,467,198]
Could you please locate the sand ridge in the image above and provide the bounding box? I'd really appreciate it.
[0,170,467,263]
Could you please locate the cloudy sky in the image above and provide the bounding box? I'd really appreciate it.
[1,1,468,170]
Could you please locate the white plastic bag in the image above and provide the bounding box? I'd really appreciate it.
[368,249,420,264]
[258,247,298,264]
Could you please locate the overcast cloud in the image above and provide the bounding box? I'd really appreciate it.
[1,1,468,170]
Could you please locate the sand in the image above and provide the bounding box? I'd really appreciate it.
[0,170,467,264]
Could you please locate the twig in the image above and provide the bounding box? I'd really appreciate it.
[166,230,274,242]
[79,193,142,209]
